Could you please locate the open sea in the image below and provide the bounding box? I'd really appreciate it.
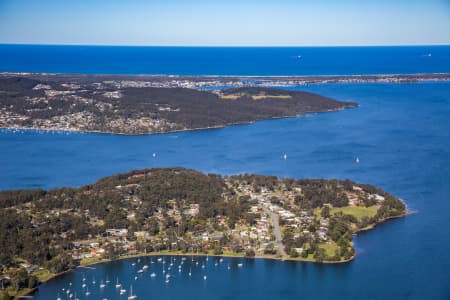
[1,46,450,299]
[1,45,450,75]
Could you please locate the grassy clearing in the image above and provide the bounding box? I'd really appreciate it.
[33,268,54,282]
[318,241,340,256]
[220,93,292,100]
[315,206,378,221]
[330,206,378,221]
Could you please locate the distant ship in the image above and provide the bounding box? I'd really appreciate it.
[283,153,288,160]
[355,157,360,164]
[152,152,157,158]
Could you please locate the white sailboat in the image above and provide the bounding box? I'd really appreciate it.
[128,285,137,300]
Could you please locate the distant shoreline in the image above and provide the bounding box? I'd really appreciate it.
[2,71,450,82]
[0,107,351,137]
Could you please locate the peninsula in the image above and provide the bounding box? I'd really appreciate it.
[0,74,358,134]
[0,168,406,296]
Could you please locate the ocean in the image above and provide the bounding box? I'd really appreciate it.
[1,44,450,75]
[1,81,450,299]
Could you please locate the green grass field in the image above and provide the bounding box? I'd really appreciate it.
[330,206,378,221]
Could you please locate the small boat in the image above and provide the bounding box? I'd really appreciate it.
[128,285,137,300]
[99,281,106,288]
[115,278,121,288]
[237,263,243,268]
[142,264,148,270]
[203,275,207,280]
[283,153,287,160]
[355,157,360,164]
[131,262,136,266]
[227,264,231,270]
[82,283,86,288]
[134,276,138,280]
[137,269,143,273]
[188,268,192,276]
[85,287,90,296]
[120,288,127,295]
[152,152,157,158]
[150,272,156,278]
[57,294,62,300]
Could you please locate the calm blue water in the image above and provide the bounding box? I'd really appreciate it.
[1,82,450,299]
[1,45,450,75]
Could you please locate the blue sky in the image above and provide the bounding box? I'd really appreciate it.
[1,0,449,46]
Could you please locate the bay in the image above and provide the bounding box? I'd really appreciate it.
[1,82,450,299]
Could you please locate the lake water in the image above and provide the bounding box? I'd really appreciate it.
[1,82,450,299]
[1,45,450,75]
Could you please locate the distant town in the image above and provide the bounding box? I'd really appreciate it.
[0,168,407,297]
[2,72,449,135]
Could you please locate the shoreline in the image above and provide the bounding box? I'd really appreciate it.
[0,106,354,137]
[21,210,409,298]
[2,71,450,79]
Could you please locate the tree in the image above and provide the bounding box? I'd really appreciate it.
[313,248,326,262]
[289,248,299,258]
[321,205,330,218]
[244,248,255,258]
[0,290,11,300]
[213,246,223,255]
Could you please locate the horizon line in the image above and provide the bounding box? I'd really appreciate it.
[1,43,450,48]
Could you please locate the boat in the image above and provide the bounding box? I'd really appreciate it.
[81,283,86,288]
[283,153,287,160]
[150,272,156,278]
[115,278,121,288]
[120,288,127,295]
[99,280,106,288]
[152,152,157,158]
[356,157,360,164]
[237,263,243,268]
[85,287,90,296]
[203,275,207,280]
[188,268,192,276]
[142,264,148,270]
[57,294,62,300]
[128,285,137,300]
